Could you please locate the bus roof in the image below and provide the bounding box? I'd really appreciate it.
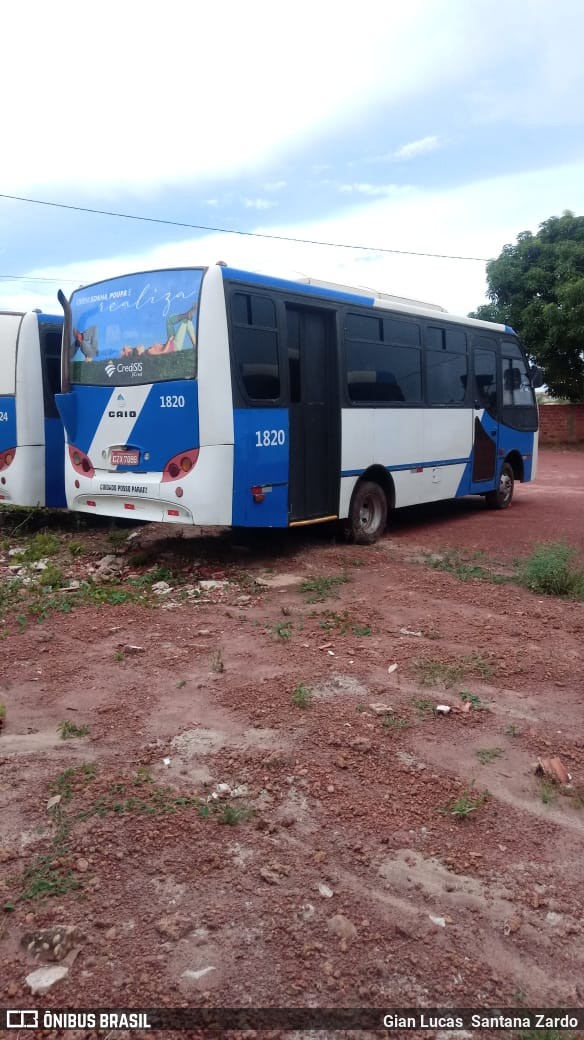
[219,265,514,335]
[68,264,515,338]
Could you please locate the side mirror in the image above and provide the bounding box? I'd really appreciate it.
[530,365,544,388]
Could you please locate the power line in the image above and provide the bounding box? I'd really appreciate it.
[0,192,490,264]
[0,273,79,285]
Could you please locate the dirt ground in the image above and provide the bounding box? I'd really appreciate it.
[1,446,583,1038]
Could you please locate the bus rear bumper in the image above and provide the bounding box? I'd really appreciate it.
[71,493,194,523]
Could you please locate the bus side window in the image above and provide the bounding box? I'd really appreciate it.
[345,312,421,404]
[425,325,468,406]
[231,292,280,401]
[502,356,534,407]
[474,349,497,412]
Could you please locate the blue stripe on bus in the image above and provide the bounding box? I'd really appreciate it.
[57,383,200,472]
[56,387,112,454]
[232,408,289,527]
[44,417,67,508]
[122,382,199,471]
[221,267,375,306]
[341,457,469,478]
[0,396,17,450]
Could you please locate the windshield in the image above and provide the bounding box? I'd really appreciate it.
[69,268,204,386]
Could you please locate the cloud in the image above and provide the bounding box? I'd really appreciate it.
[393,135,442,160]
[263,181,287,192]
[0,0,502,194]
[244,198,278,210]
[338,183,414,197]
[8,156,583,323]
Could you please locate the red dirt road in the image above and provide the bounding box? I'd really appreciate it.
[0,447,583,1038]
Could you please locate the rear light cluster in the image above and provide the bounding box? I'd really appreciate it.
[69,445,95,477]
[161,448,199,482]
[0,448,15,471]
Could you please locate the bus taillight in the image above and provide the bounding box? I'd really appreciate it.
[68,445,95,477]
[0,448,15,471]
[162,449,199,482]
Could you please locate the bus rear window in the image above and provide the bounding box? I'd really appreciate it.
[69,269,203,386]
[0,313,22,395]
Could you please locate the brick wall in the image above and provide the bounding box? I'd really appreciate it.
[538,403,584,444]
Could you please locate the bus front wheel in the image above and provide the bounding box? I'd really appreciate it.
[347,480,388,544]
[485,462,514,510]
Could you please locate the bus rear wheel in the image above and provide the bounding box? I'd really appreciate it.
[347,480,388,544]
[486,461,514,510]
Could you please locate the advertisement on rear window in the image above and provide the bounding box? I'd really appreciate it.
[70,269,203,386]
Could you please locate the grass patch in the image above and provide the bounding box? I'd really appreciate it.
[414,654,493,688]
[476,747,503,764]
[291,683,311,708]
[15,767,96,902]
[445,786,488,820]
[216,803,252,826]
[459,690,489,710]
[411,697,436,718]
[352,624,372,637]
[210,649,225,673]
[382,714,410,731]
[300,574,348,603]
[517,541,584,599]
[68,540,87,557]
[130,565,174,588]
[81,585,138,606]
[13,532,61,562]
[49,763,97,804]
[538,778,556,805]
[38,564,65,589]
[272,622,292,641]
[20,854,80,902]
[427,549,510,584]
[57,720,90,740]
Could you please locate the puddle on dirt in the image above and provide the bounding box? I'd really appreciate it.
[0,729,84,756]
[378,848,514,915]
[171,725,282,757]
[311,673,369,700]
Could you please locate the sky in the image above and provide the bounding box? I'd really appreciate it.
[1,0,583,319]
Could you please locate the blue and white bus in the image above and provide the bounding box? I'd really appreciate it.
[55,264,542,543]
[0,310,66,509]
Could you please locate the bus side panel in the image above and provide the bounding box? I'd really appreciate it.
[44,416,67,508]
[497,424,536,481]
[340,408,426,513]
[455,422,537,497]
[232,409,289,527]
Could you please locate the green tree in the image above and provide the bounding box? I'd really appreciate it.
[470,211,584,401]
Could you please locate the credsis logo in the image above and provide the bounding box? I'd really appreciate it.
[104,360,143,378]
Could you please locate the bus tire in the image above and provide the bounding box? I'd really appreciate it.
[485,462,514,510]
[347,480,388,544]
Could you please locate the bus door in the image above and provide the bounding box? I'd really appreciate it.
[286,306,339,523]
[470,342,499,492]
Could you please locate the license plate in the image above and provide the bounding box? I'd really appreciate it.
[111,449,139,466]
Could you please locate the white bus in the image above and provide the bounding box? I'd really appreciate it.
[0,310,66,509]
[55,264,542,543]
